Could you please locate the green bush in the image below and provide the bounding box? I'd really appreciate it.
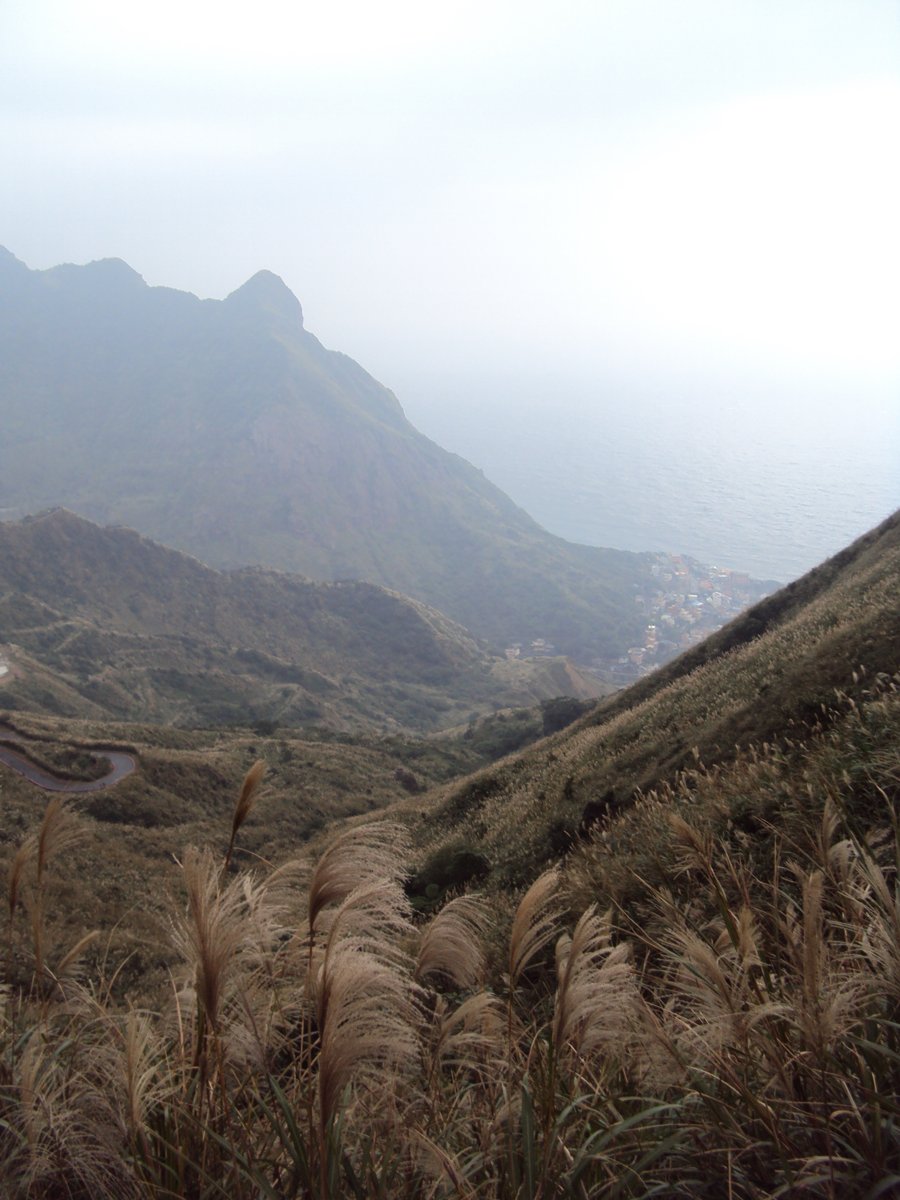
[406,840,491,908]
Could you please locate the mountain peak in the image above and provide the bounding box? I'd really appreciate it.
[0,247,33,294]
[0,245,28,272]
[44,255,147,302]
[82,256,143,282]
[224,269,303,329]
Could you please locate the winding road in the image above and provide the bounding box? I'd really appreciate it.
[0,723,136,793]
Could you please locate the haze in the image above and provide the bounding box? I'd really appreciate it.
[3,0,899,573]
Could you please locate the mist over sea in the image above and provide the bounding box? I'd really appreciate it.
[402,375,900,585]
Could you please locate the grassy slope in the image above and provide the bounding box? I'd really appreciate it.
[0,516,898,1196]
[2,511,894,978]
[0,716,470,995]
[0,690,599,997]
[1,601,898,1197]
[368,510,900,891]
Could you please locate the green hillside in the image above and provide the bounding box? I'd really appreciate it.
[0,247,658,659]
[0,508,604,733]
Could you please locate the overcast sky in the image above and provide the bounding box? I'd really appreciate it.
[3,0,899,392]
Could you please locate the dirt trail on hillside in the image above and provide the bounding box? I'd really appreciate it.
[0,723,136,793]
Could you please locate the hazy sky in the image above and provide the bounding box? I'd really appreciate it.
[4,0,899,381]
[2,1,899,573]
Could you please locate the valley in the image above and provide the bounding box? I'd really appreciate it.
[1,507,895,979]
[3,2,896,1190]
[0,246,896,1200]
[0,506,895,1199]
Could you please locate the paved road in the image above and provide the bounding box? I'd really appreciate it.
[0,723,136,793]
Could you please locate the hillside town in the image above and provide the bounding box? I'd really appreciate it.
[601,553,775,683]
[505,553,776,685]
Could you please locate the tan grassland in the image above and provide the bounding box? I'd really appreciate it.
[0,673,898,1196]
[0,512,897,1195]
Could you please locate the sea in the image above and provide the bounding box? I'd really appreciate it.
[401,375,900,586]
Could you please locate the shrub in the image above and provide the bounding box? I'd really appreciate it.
[406,840,491,909]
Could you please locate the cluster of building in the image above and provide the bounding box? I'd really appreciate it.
[501,554,774,685]
[504,637,557,660]
[600,554,774,684]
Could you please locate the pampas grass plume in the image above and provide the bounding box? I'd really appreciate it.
[416,894,491,990]
[224,759,266,871]
[307,822,409,939]
[508,868,560,988]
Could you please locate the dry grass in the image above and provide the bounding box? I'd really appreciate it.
[389,518,900,895]
[0,714,500,1005]
[0,678,898,1197]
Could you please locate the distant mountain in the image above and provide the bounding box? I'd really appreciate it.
[0,509,603,732]
[0,247,652,659]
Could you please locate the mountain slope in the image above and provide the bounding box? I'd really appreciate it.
[368,509,900,892]
[0,512,894,1017]
[0,247,651,658]
[1,530,897,1200]
[0,509,602,732]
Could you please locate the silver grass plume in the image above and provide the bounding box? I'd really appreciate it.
[416,893,492,990]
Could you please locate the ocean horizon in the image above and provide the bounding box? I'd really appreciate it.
[402,375,900,585]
